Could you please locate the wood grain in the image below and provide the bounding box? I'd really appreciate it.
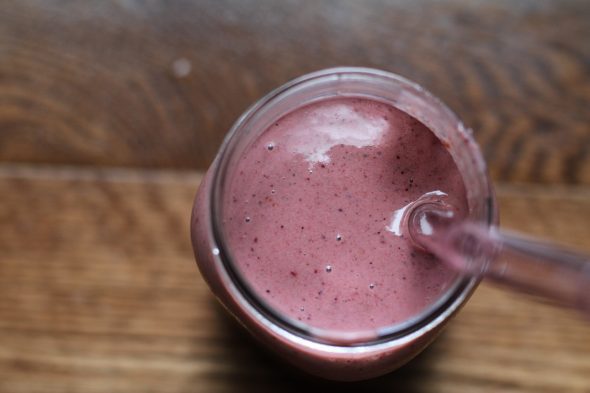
[0,167,588,392]
[0,0,589,183]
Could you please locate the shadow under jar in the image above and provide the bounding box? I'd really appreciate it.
[191,68,496,381]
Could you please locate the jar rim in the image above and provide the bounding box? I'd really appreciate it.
[208,67,493,346]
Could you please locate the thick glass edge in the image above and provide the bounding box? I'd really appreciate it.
[209,67,492,346]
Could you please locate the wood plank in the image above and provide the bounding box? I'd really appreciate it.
[0,1,589,183]
[0,167,588,392]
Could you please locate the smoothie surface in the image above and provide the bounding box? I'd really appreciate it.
[222,97,467,332]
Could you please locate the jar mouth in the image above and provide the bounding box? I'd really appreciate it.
[209,67,493,346]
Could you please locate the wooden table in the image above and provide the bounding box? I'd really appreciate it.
[0,1,588,392]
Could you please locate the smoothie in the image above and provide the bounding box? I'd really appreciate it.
[222,97,468,333]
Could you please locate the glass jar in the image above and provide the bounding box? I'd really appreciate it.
[190,67,496,380]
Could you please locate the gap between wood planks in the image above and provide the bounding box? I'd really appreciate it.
[0,163,589,198]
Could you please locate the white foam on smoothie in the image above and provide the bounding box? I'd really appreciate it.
[283,104,388,166]
[386,190,448,236]
[385,203,412,236]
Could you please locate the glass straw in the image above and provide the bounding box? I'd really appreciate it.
[406,200,590,315]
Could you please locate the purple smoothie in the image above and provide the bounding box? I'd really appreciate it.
[222,97,468,333]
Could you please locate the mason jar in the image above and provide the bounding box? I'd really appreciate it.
[190,67,496,381]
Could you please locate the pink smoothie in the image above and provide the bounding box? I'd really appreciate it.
[222,97,468,332]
